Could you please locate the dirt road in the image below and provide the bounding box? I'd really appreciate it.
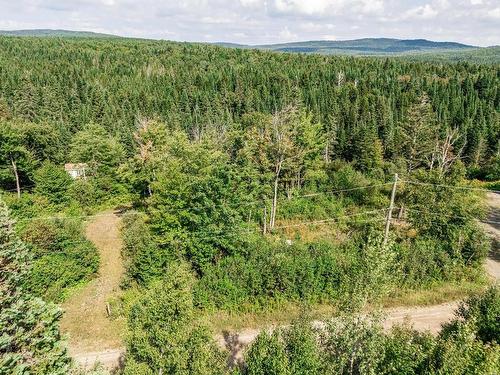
[483,192,500,280]
[61,211,126,370]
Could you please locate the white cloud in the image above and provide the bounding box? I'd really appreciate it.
[278,26,298,41]
[0,0,498,46]
[403,4,439,20]
[483,7,500,19]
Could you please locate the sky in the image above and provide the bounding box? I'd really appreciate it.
[0,0,499,46]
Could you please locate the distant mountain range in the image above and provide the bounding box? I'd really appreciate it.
[0,29,117,38]
[215,38,479,55]
[0,30,497,62]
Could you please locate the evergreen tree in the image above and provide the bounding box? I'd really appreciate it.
[34,161,73,205]
[397,94,439,173]
[124,262,226,375]
[0,197,71,374]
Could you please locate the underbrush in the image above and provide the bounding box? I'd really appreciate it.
[20,219,99,302]
[240,287,500,375]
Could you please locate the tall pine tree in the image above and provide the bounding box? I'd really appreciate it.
[0,197,71,374]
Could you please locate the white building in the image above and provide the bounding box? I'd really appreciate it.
[64,163,88,179]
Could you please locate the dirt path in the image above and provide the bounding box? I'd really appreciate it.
[61,211,126,370]
[482,192,500,280]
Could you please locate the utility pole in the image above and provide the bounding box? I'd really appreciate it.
[383,173,398,246]
[263,206,267,235]
[11,158,20,199]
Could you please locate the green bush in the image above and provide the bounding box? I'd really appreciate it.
[124,262,227,375]
[242,289,500,374]
[33,161,73,205]
[325,162,388,206]
[244,331,290,375]
[443,286,499,344]
[121,211,167,286]
[20,219,99,301]
[194,239,362,311]
[396,237,453,287]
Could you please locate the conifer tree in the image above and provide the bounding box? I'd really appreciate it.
[0,197,71,374]
[397,94,439,173]
[124,262,226,375]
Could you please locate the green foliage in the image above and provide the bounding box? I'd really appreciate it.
[396,94,438,173]
[0,197,71,374]
[0,37,497,173]
[324,161,387,206]
[20,219,99,301]
[283,320,323,374]
[0,119,36,192]
[381,326,435,375]
[144,129,250,271]
[244,331,290,375]
[68,179,103,208]
[121,211,165,286]
[243,288,500,374]
[443,286,499,344]
[431,287,500,373]
[430,321,499,374]
[69,123,125,176]
[194,239,364,311]
[34,161,73,205]
[124,262,227,375]
[403,168,490,266]
[322,314,386,374]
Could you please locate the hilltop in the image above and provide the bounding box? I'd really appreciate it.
[0,29,118,38]
[215,37,478,55]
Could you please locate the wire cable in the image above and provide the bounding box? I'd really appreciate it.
[299,183,392,198]
[399,207,500,225]
[273,209,387,229]
[401,180,500,194]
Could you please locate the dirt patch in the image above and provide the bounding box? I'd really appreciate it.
[60,211,126,369]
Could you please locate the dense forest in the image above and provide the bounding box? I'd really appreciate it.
[0,36,499,374]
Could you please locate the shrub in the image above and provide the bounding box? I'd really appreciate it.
[33,161,73,205]
[244,331,290,375]
[121,211,166,286]
[124,262,227,375]
[194,239,361,311]
[443,286,499,344]
[20,219,99,301]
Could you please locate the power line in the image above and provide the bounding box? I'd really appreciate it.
[400,207,500,225]
[7,181,394,223]
[299,183,392,198]
[401,180,500,194]
[273,209,387,229]
[16,209,388,248]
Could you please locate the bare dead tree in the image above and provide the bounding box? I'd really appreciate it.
[429,128,465,173]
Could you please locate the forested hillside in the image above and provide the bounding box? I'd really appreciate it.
[228,38,476,54]
[0,36,499,374]
[0,37,498,168]
[0,29,118,38]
